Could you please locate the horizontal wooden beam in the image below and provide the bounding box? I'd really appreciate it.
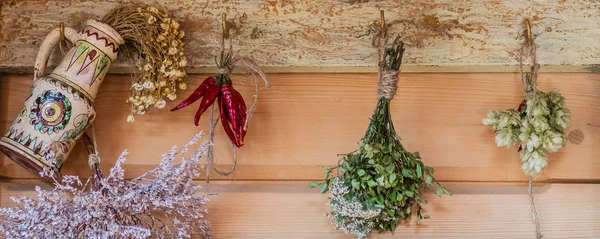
[1,1,599,73]
[2,73,599,182]
[1,180,598,238]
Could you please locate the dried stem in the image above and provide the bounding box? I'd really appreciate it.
[529,177,542,239]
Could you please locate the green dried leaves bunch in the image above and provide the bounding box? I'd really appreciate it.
[311,38,450,239]
[102,5,188,122]
[483,86,570,177]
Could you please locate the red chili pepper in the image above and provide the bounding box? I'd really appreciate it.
[171,74,251,148]
[219,94,242,147]
[220,82,245,147]
[232,89,247,142]
[194,82,221,126]
[517,100,526,113]
[171,77,216,112]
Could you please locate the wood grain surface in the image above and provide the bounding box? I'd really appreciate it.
[1,180,598,238]
[1,73,599,182]
[1,0,599,73]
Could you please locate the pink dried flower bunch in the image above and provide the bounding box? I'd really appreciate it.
[0,133,211,239]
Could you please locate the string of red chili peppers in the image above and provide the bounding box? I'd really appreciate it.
[171,19,269,182]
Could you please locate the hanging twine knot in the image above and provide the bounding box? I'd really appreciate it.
[522,63,540,93]
[218,67,231,75]
[373,33,403,101]
[377,70,399,100]
[519,25,540,94]
[371,14,404,101]
[88,154,101,169]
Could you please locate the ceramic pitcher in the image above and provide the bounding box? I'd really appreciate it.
[0,20,123,175]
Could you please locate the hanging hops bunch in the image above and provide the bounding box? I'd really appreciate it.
[102,5,187,122]
[311,37,450,239]
[483,88,570,176]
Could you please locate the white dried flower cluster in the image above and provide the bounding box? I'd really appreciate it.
[326,178,381,239]
[125,6,188,122]
[0,133,211,239]
[483,90,570,177]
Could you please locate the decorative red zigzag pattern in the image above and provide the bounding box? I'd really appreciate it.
[81,29,118,53]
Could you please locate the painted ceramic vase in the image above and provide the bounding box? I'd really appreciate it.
[0,20,123,175]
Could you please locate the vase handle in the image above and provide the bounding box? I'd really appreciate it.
[34,26,80,81]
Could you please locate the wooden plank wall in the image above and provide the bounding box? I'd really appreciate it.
[1,0,600,238]
[1,73,599,238]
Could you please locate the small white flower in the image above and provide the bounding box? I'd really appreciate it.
[143,81,155,89]
[161,23,170,31]
[179,82,187,90]
[168,47,178,55]
[169,70,184,78]
[155,99,166,109]
[126,114,135,123]
[148,6,159,14]
[179,59,187,67]
[167,93,177,100]
[133,83,144,91]
[147,16,157,24]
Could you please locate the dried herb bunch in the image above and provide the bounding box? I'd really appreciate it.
[102,5,187,122]
[482,81,570,177]
[0,133,211,239]
[311,37,450,239]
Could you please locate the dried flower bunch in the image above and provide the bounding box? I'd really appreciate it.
[483,88,570,177]
[0,133,211,239]
[102,5,188,122]
[311,37,450,239]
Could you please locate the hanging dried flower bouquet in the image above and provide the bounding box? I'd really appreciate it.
[482,25,571,178]
[101,5,188,122]
[482,87,570,176]
[0,133,211,239]
[311,36,450,239]
[482,21,571,239]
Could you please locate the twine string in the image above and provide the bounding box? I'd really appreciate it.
[87,124,101,169]
[529,177,542,239]
[519,23,543,239]
[373,21,400,100]
[80,123,105,183]
[205,19,269,182]
[519,42,540,93]
[377,70,399,100]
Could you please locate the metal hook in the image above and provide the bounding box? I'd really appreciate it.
[379,10,386,30]
[59,22,65,43]
[222,13,230,40]
[524,18,533,46]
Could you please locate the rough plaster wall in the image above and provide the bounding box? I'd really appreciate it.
[1,0,599,73]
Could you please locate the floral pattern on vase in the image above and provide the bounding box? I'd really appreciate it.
[29,90,73,135]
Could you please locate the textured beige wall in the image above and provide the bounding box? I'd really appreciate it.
[1,0,599,73]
